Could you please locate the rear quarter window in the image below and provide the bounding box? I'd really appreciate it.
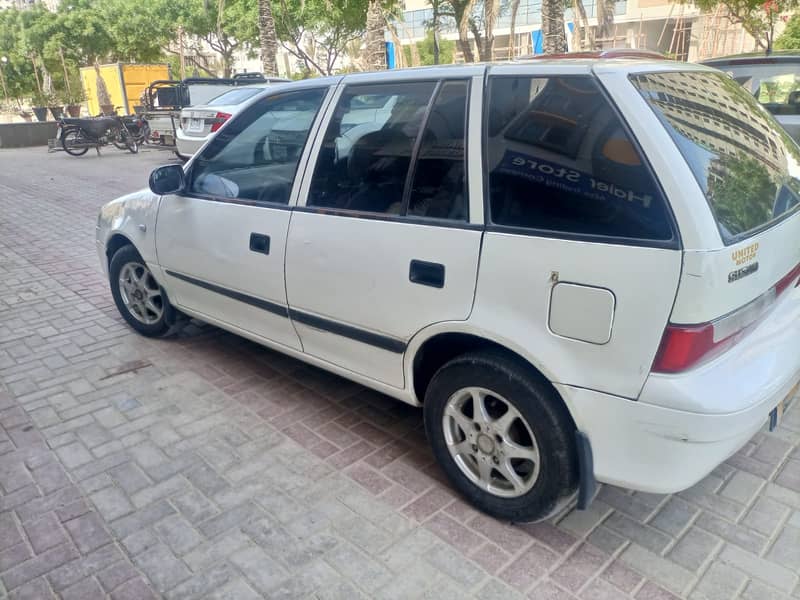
[485,75,675,243]
[630,70,800,243]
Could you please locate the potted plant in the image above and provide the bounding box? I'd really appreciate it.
[63,87,85,117]
[31,90,53,122]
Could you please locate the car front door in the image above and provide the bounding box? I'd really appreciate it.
[155,85,333,351]
[285,71,485,388]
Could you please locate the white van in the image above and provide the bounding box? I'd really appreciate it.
[96,58,800,522]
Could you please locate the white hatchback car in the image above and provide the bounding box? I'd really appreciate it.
[97,59,800,522]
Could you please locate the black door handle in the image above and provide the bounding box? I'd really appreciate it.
[249,233,270,255]
[409,259,445,288]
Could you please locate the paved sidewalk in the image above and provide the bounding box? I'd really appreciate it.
[1,146,799,600]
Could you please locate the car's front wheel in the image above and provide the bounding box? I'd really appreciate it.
[109,244,179,337]
[424,350,578,522]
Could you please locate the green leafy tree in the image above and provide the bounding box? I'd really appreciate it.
[691,0,798,53]
[403,30,456,65]
[182,0,259,77]
[273,0,369,75]
[0,9,38,103]
[775,13,800,49]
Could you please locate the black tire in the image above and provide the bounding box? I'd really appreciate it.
[109,244,181,337]
[111,131,129,150]
[126,135,139,154]
[61,128,89,156]
[424,349,578,522]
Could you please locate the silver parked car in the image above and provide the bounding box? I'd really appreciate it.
[702,53,800,142]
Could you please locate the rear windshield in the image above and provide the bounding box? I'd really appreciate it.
[630,70,800,243]
[207,88,262,106]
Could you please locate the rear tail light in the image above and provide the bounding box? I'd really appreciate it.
[653,261,800,373]
[210,112,231,133]
[775,262,800,295]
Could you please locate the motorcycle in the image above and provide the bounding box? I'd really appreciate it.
[57,115,140,156]
[120,114,150,145]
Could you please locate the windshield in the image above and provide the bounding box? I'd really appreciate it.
[207,88,262,106]
[631,70,800,243]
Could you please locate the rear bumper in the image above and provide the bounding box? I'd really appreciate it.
[175,129,207,158]
[558,380,796,493]
[565,282,800,493]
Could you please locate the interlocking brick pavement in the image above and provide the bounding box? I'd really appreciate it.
[1,146,799,599]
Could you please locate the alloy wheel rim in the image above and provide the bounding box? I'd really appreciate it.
[118,262,163,325]
[442,386,540,498]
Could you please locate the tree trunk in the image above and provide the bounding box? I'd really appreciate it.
[596,0,615,46]
[455,0,477,62]
[508,0,520,58]
[457,36,475,62]
[365,0,386,70]
[572,0,593,50]
[482,0,498,61]
[258,0,279,76]
[541,0,566,54]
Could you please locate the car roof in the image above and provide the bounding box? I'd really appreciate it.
[239,58,711,106]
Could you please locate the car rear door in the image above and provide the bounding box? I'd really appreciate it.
[284,69,485,389]
[155,84,334,351]
[472,64,683,399]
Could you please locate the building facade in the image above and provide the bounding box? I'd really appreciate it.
[394,0,763,64]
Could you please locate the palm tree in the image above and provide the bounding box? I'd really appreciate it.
[481,0,499,61]
[541,0,566,54]
[365,0,386,71]
[596,0,615,47]
[572,0,593,50]
[508,0,520,58]
[258,0,279,76]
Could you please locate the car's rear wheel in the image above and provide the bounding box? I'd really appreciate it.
[424,350,578,522]
[109,245,180,337]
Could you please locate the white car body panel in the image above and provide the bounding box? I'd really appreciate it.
[671,213,800,323]
[471,234,681,398]
[285,213,483,388]
[98,60,800,498]
[156,198,302,351]
[95,189,162,276]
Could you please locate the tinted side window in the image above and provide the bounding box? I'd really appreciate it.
[308,82,436,214]
[408,80,469,220]
[188,88,326,204]
[486,76,673,241]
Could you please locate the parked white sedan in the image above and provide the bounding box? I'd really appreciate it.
[175,85,275,159]
[98,58,800,522]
